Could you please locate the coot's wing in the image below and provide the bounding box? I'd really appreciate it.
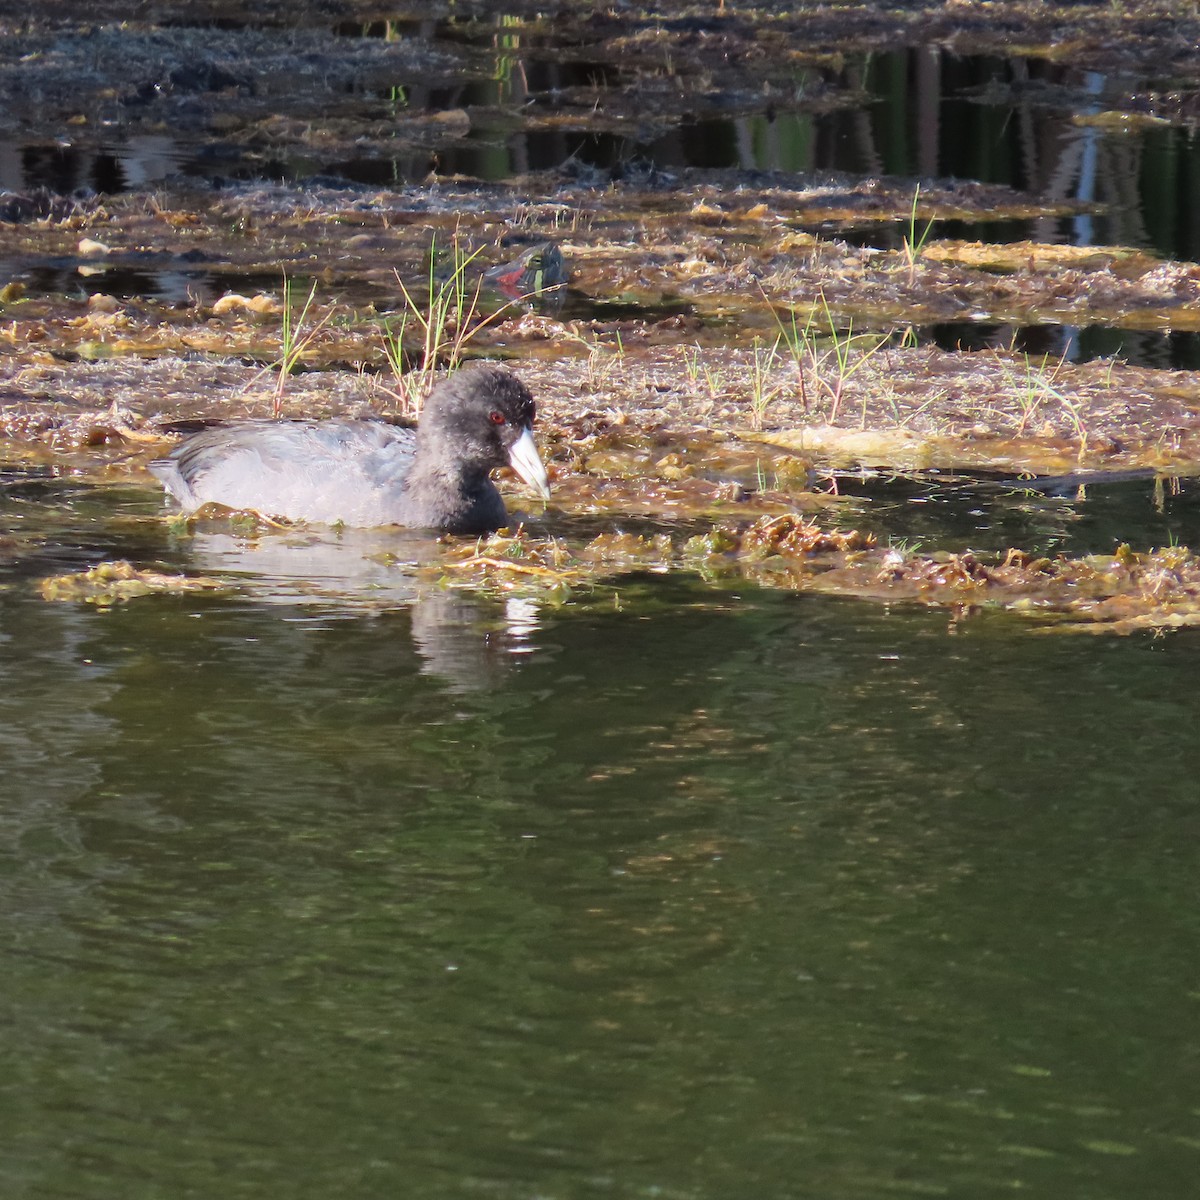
[149,420,417,523]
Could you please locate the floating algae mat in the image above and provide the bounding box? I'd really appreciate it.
[19,475,1200,635]
[419,519,1200,636]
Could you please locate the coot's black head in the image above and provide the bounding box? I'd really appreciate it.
[419,365,549,496]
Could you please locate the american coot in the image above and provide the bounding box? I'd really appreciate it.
[148,364,550,533]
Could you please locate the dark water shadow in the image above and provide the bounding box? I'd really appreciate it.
[920,321,1200,372]
[4,46,1198,260]
[827,466,1200,558]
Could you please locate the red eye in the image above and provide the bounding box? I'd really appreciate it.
[489,410,506,425]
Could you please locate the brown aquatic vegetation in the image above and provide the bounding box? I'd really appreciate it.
[2,340,1200,484]
[3,173,1200,476]
[40,559,226,605]
[0,162,1195,466]
[30,511,1200,636]
[737,514,875,557]
[427,519,1200,635]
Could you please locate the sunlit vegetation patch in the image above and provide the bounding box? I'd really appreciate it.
[428,517,874,600]
[32,517,1200,634]
[421,518,1200,634]
[40,559,226,605]
[808,542,1200,636]
[2,170,1200,485]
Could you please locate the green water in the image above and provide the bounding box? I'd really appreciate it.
[2,480,1199,1199]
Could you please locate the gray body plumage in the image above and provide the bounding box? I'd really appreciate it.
[150,419,422,526]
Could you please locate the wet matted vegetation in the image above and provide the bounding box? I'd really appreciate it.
[5,0,1200,627]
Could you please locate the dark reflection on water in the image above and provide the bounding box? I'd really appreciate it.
[925,321,1200,373]
[4,45,1199,263]
[3,490,1200,1198]
[767,464,1200,560]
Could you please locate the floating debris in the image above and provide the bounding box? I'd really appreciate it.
[424,520,1200,634]
[40,559,226,605]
